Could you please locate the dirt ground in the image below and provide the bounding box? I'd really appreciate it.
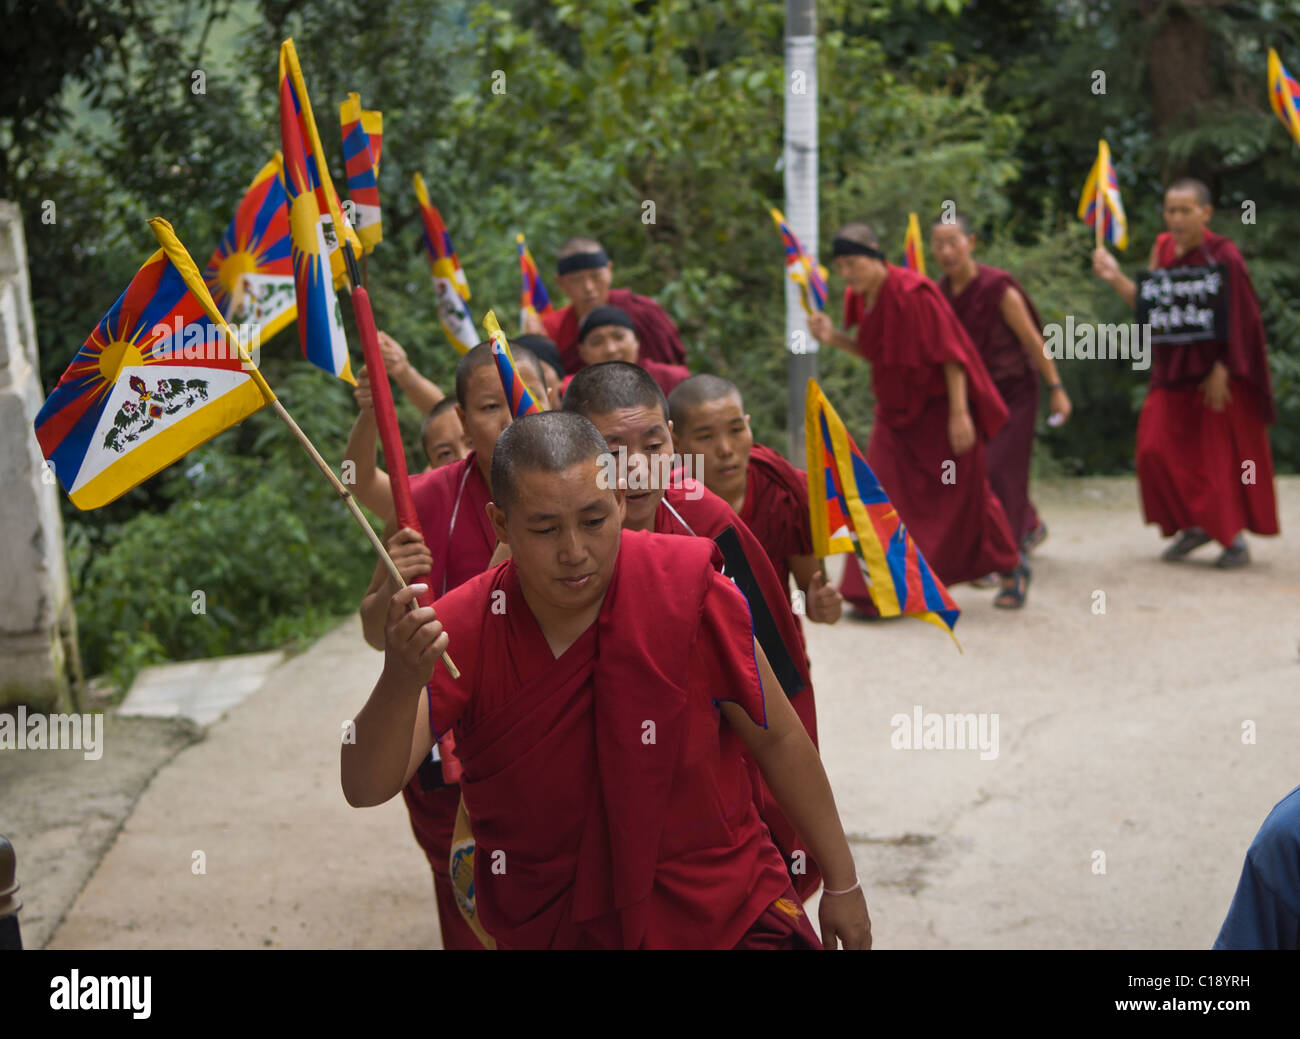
[6,475,1298,950]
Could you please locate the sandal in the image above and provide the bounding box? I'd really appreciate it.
[970,573,1000,589]
[994,561,1031,610]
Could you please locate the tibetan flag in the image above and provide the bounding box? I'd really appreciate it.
[203,153,295,348]
[339,92,383,253]
[1268,48,1300,146]
[483,310,544,417]
[517,233,552,331]
[804,379,959,640]
[414,172,478,354]
[278,39,361,282]
[770,207,828,314]
[280,61,355,383]
[34,219,274,510]
[902,212,926,276]
[1077,139,1128,250]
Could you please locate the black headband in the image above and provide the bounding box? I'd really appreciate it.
[831,237,886,261]
[579,305,637,342]
[556,249,610,276]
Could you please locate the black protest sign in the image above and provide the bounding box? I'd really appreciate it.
[1135,265,1230,345]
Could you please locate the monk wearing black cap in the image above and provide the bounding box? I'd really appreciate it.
[568,305,691,398]
[538,236,687,372]
[807,222,1027,609]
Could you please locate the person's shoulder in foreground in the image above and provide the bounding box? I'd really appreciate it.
[1213,783,1300,950]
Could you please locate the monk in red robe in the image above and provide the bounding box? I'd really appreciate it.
[533,236,686,372]
[567,304,691,398]
[341,412,872,949]
[931,213,1072,566]
[808,223,1025,610]
[563,362,824,901]
[668,373,842,626]
[357,341,549,951]
[1093,178,1279,566]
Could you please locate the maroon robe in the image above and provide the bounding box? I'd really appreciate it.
[656,479,821,900]
[838,266,1019,610]
[398,452,496,951]
[425,532,804,949]
[543,287,687,373]
[940,264,1043,542]
[1136,230,1279,546]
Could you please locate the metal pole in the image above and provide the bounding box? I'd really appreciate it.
[785,0,819,463]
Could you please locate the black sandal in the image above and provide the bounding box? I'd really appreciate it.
[994,562,1031,610]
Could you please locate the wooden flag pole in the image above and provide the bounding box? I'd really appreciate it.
[147,218,459,680]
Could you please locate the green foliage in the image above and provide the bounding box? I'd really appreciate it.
[10,0,1298,688]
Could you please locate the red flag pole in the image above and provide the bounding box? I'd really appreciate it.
[341,246,465,776]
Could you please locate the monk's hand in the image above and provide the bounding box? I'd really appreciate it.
[947,410,976,455]
[353,365,374,415]
[383,583,447,689]
[1049,385,1072,426]
[1200,362,1232,412]
[377,331,411,382]
[385,527,434,584]
[807,311,834,344]
[521,310,546,336]
[1091,247,1120,284]
[818,887,872,950]
[805,571,843,625]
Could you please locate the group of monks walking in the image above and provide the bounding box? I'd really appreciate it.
[338,176,1279,950]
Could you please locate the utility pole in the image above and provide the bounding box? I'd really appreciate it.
[784,0,819,463]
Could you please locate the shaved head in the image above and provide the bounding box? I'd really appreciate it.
[931,212,972,235]
[668,373,742,430]
[455,340,545,406]
[490,411,610,514]
[1167,177,1211,206]
[562,361,669,423]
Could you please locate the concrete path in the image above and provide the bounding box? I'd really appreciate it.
[39,476,1300,949]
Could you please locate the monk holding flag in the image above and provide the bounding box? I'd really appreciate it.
[356,339,549,950]
[539,236,686,372]
[930,213,1071,559]
[342,411,871,949]
[1092,178,1279,566]
[807,223,1026,609]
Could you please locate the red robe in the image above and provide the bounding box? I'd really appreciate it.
[1136,230,1279,546]
[543,287,687,373]
[940,264,1043,541]
[425,531,811,949]
[399,452,496,950]
[739,442,815,598]
[838,267,1019,609]
[657,479,821,900]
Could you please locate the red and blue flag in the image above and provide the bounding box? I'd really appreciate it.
[805,379,959,640]
[34,219,272,510]
[340,91,383,253]
[279,52,354,383]
[483,310,544,417]
[770,207,828,315]
[516,232,552,330]
[203,153,295,346]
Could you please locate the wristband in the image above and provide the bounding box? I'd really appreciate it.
[823,879,861,897]
[1047,382,1064,391]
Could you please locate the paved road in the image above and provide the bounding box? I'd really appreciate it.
[46,476,1300,949]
